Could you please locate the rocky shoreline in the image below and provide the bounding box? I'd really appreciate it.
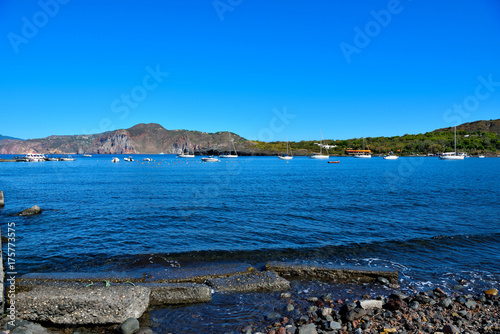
[1,284,498,334]
[249,287,499,334]
[1,261,498,334]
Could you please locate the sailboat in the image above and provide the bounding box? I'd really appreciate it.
[353,137,371,158]
[177,133,195,158]
[278,139,293,160]
[219,132,238,158]
[310,131,329,159]
[439,126,464,160]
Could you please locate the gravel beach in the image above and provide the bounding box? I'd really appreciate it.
[250,287,499,334]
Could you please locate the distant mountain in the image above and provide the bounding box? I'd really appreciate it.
[0,119,498,155]
[0,134,23,141]
[0,123,256,155]
[434,119,500,134]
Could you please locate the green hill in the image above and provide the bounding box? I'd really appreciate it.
[252,119,500,156]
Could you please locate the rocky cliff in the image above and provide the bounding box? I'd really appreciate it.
[0,123,252,155]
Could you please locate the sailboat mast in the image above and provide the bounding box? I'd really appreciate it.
[454,126,457,155]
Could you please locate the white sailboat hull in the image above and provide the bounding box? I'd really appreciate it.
[177,154,195,158]
[310,155,329,159]
[354,154,371,158]
[279,155,293,160]
[219,154,238,158]
[439,155,464,160]
[202,157,220,162]
[383,155,398,160]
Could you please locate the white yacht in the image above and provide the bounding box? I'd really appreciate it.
[440,126,464,160]
[112,157,119,163]
[219,132,238,158]
[143,158,153,162]
[310,131,329,159]
[278,139,293,160]
[177,133,195,158]
[201,156,220,162]
[383,153,399,160]
[353,137,371,158]
[124,156,134,162]
[25,153,46,162]
[478,155,485,158]
[59,155,75,161]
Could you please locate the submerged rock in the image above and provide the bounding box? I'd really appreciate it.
[141,282,211,305]
[118,318,140,334]
[10,321,50,334]
[485,288,498,297]
[206,271,290,293]
[17,205,42,216]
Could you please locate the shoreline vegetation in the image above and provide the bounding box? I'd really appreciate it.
[0,119,498,157]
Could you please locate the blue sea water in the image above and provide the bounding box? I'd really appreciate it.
[1,155,499,331]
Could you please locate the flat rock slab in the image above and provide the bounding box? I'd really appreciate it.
[20,271,146,283]
[140,283,212,305]
[146,263,253,283]
[16,279,93,293]
[266,261,398,284]
[206,271,291,293]
[16,286,150,325]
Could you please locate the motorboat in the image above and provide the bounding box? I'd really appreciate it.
[112,157,119,163]
[201,156,220,162]
[478,155,485,158]
[328,161,340,164]
[82,154,92,157]
[143,158,152,162]
[383,154,399,160]
[59,155,75,161]
[124,156,134,162]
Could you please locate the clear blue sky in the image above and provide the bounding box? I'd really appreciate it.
[1,0,499,141]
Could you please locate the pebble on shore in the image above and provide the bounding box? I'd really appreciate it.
[252,288,500,334]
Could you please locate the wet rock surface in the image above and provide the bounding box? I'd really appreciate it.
[16,286,150,324]
[206,271,291,293]
[17,205,42,216]
[140,282,212,305]
[266,261,399,285]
